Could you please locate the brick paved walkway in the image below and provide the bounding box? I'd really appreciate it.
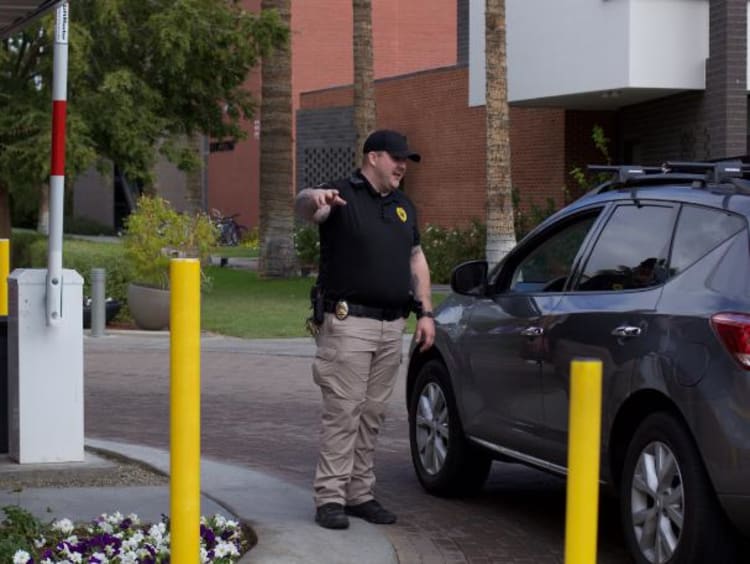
[84,334,632,563]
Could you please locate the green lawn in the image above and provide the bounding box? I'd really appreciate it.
[201,267,312,338]
[210,246,259,258]
[201,266,445,338]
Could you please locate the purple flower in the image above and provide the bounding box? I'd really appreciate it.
[201,524,217,547]
[120,517,133,530]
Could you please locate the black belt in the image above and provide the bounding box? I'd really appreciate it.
[323,300,407,321]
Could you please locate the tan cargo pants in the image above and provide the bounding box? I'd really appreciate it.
[312,312,405,507]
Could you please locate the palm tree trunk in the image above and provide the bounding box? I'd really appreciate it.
[485,0,515,268]
[259,0,296,278]
[353,0,376,159]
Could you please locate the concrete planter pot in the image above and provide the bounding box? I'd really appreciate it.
[127,283,170,330]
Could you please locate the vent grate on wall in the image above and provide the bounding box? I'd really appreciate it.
[303,146,356,187]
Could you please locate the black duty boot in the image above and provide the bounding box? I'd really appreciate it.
[345,500,397,524]
[315,502,349,529]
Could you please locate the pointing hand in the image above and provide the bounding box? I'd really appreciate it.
[312,188,346,223]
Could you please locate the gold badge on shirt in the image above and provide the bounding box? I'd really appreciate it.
[396,207,407,223]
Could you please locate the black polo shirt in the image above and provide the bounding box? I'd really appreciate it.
[318,170,420,309]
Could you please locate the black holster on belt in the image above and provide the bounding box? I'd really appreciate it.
[305,284,325,337]
[310,284,324,325]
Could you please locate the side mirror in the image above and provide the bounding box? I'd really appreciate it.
[450,260,488,296]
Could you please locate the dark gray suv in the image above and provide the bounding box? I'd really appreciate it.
[407,162,750,564]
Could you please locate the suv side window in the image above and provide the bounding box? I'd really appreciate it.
[573,204,675,292]
[507,214,598,293]
[670,205,746,275]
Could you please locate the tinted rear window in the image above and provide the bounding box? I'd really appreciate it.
[670,205,746,275]
[574,204,675,292]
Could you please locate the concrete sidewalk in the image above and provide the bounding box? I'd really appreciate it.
[0,438,397,564]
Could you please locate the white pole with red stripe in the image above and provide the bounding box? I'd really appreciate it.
[47,1,69,325]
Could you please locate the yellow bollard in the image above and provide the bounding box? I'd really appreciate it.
[170,258,201,563]
[564,358,603,564]
[0,239,9,315]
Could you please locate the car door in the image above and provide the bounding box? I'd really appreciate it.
[459,210,602,455]
[539,202,678,467]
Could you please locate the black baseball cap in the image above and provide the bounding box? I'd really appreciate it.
[362,129,421,162]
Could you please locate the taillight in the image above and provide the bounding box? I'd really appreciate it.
[711,313,750,369]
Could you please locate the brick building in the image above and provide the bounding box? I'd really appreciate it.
[73,0,750,234]
[207,0,458,231]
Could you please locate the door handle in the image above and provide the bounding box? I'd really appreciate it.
[521,326,544,337]
[611,325,642,338]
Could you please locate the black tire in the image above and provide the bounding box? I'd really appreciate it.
[408,360,491,497]
[620,412,738,564]
[227,224,240,246]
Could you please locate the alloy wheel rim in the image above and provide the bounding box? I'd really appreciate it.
[630,440,685,564]
[415,381,449,475]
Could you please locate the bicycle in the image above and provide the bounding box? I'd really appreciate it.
[211,209,248,246]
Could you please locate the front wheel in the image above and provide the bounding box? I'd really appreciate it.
[408,360,491,497]
[620,412,738,564]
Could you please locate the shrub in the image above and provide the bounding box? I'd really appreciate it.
[512,189,559,240]
[28,238,131,315]
[64,215,117,236]
[421,220,486,284]
[241,226,260,251]
[294,224,319,270]
[123,195,219,289]
[9,229,47,269]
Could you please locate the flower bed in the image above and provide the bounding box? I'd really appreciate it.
[3,506,251,563]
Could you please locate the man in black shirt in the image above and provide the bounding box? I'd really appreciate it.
[295,129,435,530]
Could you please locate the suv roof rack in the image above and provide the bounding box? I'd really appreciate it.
[588,165,663,183]
[588,160,750,194]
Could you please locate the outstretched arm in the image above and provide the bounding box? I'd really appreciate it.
[411,245,435,352]
[294,188,347,224]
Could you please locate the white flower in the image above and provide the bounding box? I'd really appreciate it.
[12,550,31,564]
[19,510,247,563]
[121,530,145,552]
[215,541,240,558]
[97,521,114,534]
[147,521,166,541]
[52,518,75,534]
[119,553,138,564]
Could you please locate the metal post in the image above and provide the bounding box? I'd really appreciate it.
[564,358,603,564]
[170,258,201,563]
[47,2,69,326]
[90,268,105,337]
[0,239,9,316]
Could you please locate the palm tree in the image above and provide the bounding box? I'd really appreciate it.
[485,0,515,267]
[353,0,376,160]
[258,0,296,278]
